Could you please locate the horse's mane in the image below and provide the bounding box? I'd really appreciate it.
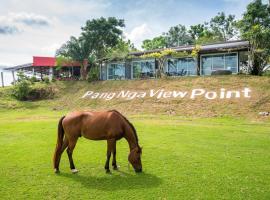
[110,110,138,144]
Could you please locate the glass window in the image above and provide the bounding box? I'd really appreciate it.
[202,56,212,75]
[225,53,237,73]
[132,60,155,78]
[201,53,238,75]
[212,55,225,71]
[108,63,125,80]
[168,58,196,76]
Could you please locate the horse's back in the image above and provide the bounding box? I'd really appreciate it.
[62,111,125,140]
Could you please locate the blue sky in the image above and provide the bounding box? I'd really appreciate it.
[0,0,266,66]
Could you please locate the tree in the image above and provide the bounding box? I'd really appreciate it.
[163,24,194,47]
[81,17,125,60]
[56,36,93,80]
[56,17,125,80]
[189,24,206,40]
[209,12,238,41]
[238,0,270,75]
[105,39,137,61]
[141,36,167,50]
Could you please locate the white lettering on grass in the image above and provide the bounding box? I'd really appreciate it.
[81,88,252,101]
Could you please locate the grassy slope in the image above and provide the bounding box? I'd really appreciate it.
[1,75,269,119]
[0,76,270,199]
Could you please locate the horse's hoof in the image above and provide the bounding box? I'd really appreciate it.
[113,165,119,170]
[54,169,60,174]
[71,169,79,174]
[106,169,111,174]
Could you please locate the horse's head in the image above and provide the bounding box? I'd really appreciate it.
[128,146,142,173]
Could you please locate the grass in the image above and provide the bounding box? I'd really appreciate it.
[0,76,270,199]
[0,109,270,199]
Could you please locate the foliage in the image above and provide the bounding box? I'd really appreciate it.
[189,24,207,40]
[11,72,54,101]
[56,17,125,80]
[141,36,167,50]
[81,17,125,59]
[191,45,201,58]
[55,56,73,71]
[163,24,194,47]
[105,39,136,61]
[87,67,100,82]
[11,79,32,101]
[43,76,50,84]
[237,0,270,75]
[209,12,238,41]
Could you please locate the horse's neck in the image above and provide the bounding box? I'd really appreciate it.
[124,126,138,151]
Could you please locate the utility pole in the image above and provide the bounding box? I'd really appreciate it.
[1,72,4,87]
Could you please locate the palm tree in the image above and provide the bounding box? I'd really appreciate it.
[56,36,93,80]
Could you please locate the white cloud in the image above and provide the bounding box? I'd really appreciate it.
[11,12,51,26]
[0,12,52,35]
[124,23,152,49]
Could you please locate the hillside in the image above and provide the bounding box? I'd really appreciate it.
[0,75,269,120]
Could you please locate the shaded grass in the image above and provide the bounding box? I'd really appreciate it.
[0,109,270,199]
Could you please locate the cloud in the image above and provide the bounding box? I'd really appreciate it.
[11,12,50,26]
[0,12,51,35]
[0,25,19,35]
[124,23,152,48]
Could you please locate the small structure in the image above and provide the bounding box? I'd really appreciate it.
[5,56,81,80]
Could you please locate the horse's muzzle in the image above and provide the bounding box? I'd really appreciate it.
[135,168,142,173]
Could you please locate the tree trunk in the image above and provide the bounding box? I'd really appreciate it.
[80,59,88,80]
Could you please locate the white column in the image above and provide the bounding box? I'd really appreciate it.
[49,67,53,80]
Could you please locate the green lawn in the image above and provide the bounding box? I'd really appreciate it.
[0,109,270,199]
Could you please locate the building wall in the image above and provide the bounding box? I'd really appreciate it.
[103,50,249,80]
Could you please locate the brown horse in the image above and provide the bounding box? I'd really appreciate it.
[53,110,142,174]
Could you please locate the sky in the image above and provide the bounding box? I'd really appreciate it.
[0,0,266,67]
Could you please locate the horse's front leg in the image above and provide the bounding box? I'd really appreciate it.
[112,140,118,170]
[105,139,115,173]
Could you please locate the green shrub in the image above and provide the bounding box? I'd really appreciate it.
[27,84,55,100]
[30,76,39,83]
[262,71,270,76]
[87,67,99,82]
[11,79,32,100]
[43,76,50,84]
[12,72,55,101]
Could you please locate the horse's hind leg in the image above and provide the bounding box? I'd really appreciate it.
[67,137,79,174]
[54,137,68,173]
[105,139,115,173]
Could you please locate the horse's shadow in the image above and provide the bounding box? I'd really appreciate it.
[58,170,162,191]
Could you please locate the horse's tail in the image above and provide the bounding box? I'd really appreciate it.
[53,116,65,170]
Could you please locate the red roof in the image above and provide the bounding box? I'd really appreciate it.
[33,56,81,67]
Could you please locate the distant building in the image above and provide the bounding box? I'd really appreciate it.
[6,40,250,81]
[5,56,81,80]
[101,40,250,80]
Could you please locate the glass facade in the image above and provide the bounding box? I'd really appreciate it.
[108,63,125,80]
[168,58,196,76]
[201,53,238,75]
[132,60,155,79]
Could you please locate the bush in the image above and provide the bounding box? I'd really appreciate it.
[87,67,99,82]
[26,85,55,100]
[12,72,55,101]
[43,76,50,84]
[11,79,32,101]
[30,76,39,83]
[262,71,270,76]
